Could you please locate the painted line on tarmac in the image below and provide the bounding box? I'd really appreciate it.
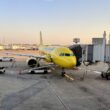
[64,74,74,81]
[78,67,102,74]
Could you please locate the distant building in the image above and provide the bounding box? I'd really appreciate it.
[11,44,21,50]
[4,44,12,50]
[10,44,38,50]
[0,43,38,50]
[0,44,4,50]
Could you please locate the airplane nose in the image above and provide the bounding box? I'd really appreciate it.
[59,56,77,68]
[71,57,77,67]
[68,57,76,68]
[69,60,76,67]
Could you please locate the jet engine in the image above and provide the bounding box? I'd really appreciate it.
[27,58,38,67]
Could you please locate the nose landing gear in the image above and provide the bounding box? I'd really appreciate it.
[61,68,65,77]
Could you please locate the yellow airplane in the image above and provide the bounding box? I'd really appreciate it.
[5,31,77,76]
[34,31,77,76]
[39,45,77,76]
[39,45,76,68]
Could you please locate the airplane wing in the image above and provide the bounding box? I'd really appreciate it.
[4,52,45,59]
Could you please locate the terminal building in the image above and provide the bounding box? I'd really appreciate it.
[82,31,110,63]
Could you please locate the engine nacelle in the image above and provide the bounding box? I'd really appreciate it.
[27,58,37,67]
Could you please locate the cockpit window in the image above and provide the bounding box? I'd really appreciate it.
[59,53,74,56]
[65,53,71,56]
[59,53,65,56]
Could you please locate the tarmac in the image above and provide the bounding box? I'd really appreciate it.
[0,50,110,110]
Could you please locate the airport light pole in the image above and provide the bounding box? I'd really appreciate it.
[109,34,110,62]
[103,31,106,62]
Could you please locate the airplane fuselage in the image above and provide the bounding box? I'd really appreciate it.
[39,46,77,69]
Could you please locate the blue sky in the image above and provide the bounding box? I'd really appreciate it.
[0,0,110,44]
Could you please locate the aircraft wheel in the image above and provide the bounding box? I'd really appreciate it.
[0,71,5,74]
[44,69,47,74]
[37,63,40,67]
[101,72,105,78]
[106,74,109,80]
[61,72,65,77]
[30,70,35,74]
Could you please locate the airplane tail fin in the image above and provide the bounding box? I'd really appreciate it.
[40,31,43,45]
